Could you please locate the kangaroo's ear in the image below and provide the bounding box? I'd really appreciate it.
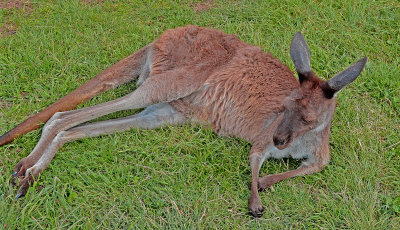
[322,57,367,99]
[290,32,312,83]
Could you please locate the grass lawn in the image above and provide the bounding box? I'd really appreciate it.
[0,0,399,228]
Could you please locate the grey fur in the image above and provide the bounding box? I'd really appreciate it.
[24,103,186,177]
[324,57,367,93]
[290,32,311,74]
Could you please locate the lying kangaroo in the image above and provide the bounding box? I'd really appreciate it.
[1,25,366,217]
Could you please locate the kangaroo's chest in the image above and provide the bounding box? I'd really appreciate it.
[263,130,323,162]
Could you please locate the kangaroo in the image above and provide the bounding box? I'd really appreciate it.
[1,25,366,217]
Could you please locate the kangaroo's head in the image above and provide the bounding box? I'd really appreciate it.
[273,32,367,150]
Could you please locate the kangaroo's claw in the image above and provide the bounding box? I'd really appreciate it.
[15,192,24,199]
[11,167,27,187]
[14,174,34,199]
[11,158,36,198]
[249,204,264,218]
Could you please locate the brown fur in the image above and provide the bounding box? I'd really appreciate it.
[158,26,298,142]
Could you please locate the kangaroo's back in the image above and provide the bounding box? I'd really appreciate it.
[152,25,245,74]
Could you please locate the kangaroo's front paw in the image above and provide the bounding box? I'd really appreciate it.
[249,202,264,218]
[249,195,265,218]
[258,175,276,192]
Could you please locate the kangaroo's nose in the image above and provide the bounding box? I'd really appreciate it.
[273,132,292,149]
[273,136,287,146]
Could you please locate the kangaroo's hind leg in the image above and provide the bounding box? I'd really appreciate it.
[14,102,186,198]
[11,66,195,183]
[1,45,151,147]
[10,45,152,181]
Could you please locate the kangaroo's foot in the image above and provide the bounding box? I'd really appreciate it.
[11,157,37,187]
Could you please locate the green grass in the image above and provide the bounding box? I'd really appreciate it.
[0,0,399,228]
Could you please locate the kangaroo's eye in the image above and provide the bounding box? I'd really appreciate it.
[301,116,312,124]
[301,113,316,123]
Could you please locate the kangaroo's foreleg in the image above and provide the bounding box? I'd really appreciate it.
[248,149,266,218]
[14,103,186,198]
[258,152,330,191]
[0,45,151,147]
